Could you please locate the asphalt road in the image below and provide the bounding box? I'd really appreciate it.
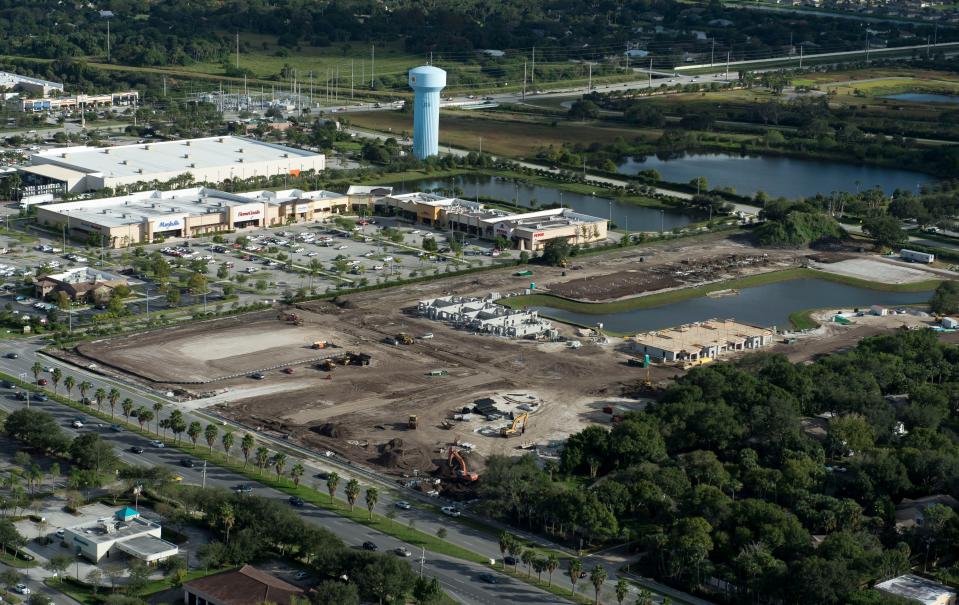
[0,340,573,605]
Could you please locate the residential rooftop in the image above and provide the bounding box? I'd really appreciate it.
[875,574,957,605]
[634,319,772,355]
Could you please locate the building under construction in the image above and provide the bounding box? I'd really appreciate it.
[418,294,555,338]
[632,319,774,363]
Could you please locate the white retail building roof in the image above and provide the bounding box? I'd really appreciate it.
[30,136,319,179]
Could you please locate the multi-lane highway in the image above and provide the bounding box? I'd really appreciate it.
[0,338,579,605]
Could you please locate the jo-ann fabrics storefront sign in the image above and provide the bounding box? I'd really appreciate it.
[231,203,263,223]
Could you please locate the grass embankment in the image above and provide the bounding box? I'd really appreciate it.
[500,267,940,330]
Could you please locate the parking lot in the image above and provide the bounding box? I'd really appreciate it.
[0,208,516,333]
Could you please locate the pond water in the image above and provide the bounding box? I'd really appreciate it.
[882,93,959,105]
[616,153,934,199]
[388,174,693,232]
[529,278,931,333]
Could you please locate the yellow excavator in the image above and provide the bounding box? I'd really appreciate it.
[500,412,529,438]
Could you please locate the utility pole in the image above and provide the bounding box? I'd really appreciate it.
[236,32,240,69]
[419,547,426,577]
[725,52,730,81]
[587,63,592,93]
[799,44,804,69]
[351,60,354,99]
[523,60,527,100]
[162,76,166,97]
[106,19,110,61]
[531,46,535,84]
[625,45,629,71]
[927,35,931,58]
[865,30,871,63]
[309,71,313,109]
[649,58,652,88]
[711,39,715,66]
[371,44,375,88]
[201,460,207,488]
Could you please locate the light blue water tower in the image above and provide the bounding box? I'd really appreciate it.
[409,65,447,159]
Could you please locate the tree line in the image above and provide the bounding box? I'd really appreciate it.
[479,330,959,604]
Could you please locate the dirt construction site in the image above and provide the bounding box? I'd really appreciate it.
[69,233,943,485]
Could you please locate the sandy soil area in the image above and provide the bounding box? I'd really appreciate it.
[807,257,934,284]
[72,233,943,481]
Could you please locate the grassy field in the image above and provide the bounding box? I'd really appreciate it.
[347,110,652,157]
[500,267,940,331]
[792,67,959,87]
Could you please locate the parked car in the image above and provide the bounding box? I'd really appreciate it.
[13,584,29,595]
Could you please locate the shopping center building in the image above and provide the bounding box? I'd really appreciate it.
[34,186,359,248]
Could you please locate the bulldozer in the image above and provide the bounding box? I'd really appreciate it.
[279,312,303,326]
[396,333,415,345]
[500,412,529,438]
[408,415,418,430]
[448,447,478,481]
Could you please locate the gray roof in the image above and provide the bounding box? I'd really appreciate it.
[875,574,956,605]
[31,136,318,179]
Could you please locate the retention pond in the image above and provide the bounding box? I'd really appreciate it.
[528,278,932,333]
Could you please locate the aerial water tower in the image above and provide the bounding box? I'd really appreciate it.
[408,65,447,159]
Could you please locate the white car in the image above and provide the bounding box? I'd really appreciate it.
[395,501,412,510]
[14,584,30,595]
[307,252,318,257]
[150,440,165,448]
[71,421,83,428]
[394,547,412,557]
[441,506,461,517]
[336,245,348,250]
[410,230,421,235]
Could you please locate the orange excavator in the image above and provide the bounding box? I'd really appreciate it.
[447,447,479,482]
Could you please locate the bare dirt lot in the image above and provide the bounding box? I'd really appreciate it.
[72,233,941,481]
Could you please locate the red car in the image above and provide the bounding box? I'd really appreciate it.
[282,368,294,374]
[37,378,48,386]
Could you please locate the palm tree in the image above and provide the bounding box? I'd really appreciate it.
[521,549,533,578]
[364,487,378,520]
[107,388,120,419]
[569,560,582,596]
[290,463,304,487]
[63,376,76,400]
[169,411,187,443]
[187,421,202,448]
[344,479,360,511]
[136,408,152,431]
[326,472,339,503]
[635,588,654,605]
[78,380,92,403]
[498,532,513,570]
[241,434,255,466]
[222,432,235,461]
[30,361,42,383]
[152,402,163,435]
[533,557,546,583]
[121,398,134,423]
[590,565,608,605]
[51,368,62,394]
[615,577,629,605]
[545,554,559,587]
[272,452,287,482]
[218,503,235,543]
[93,388,106,413]
[159,418,171,439]
[204,424,218,454]
[254,446,270,474]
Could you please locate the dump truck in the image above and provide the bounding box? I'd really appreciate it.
[396,333,414,345]
[428,369,448,377]
[408,415,418,430]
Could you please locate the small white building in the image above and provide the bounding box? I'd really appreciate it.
[942,317,959,329]
[871,305,891,316]
[874,574,956,605]
[63,507,178,563]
